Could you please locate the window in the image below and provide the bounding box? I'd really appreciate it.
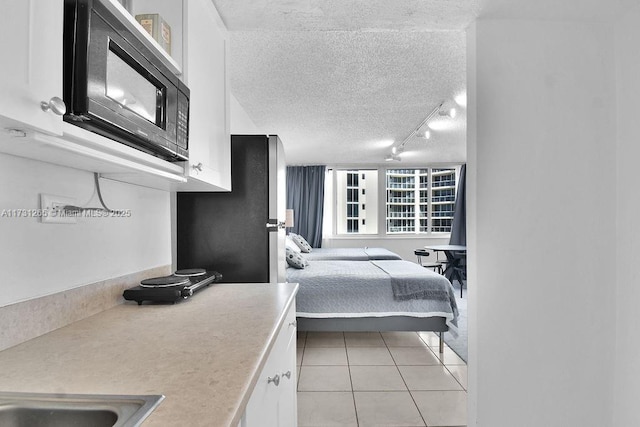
[386,168,456,234]
[335,169,378,234]
[429,168,457,233]
[331,167,457,236]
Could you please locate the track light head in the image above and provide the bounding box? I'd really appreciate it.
[439,107,457,119]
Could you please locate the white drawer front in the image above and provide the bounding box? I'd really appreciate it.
[244,301,297,427]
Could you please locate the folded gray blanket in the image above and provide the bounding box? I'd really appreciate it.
[371,260,456,304]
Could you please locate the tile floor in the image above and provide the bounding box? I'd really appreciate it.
[296,331,467,427]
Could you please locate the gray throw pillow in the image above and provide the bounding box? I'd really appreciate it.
[290,232,313,253]
[286,247,307,269]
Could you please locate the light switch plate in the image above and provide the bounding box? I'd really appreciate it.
[40,194,77,224]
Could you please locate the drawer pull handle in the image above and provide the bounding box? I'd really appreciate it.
[289,321,297,327]
[267,374,280,386]
[282,371,291,380]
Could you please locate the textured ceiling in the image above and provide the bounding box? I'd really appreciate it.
[208,1,471,165]
[212,0,640,165]
[480,0,638,22]
[228,31,466,165]
[212,0,479,31]
[212,0,476,166]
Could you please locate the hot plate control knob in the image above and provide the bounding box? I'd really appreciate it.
[181,288,194,298]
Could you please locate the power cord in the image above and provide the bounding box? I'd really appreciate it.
[94,172,114,212]
[60,173,115,214]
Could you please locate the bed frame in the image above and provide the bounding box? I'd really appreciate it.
[297,316,447,353]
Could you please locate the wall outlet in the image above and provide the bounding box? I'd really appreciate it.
[40,194,77,224]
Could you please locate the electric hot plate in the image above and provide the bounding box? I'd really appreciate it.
[123,269,222,305]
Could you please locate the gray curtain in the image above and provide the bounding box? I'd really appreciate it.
[286,165,326,248]
[449,164,466,246]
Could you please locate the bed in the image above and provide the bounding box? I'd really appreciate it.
[287,259,458,352]
[302,247,403,261]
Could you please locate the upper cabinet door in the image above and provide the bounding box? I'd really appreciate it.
[178,0,231,191]
[0,0,64,136]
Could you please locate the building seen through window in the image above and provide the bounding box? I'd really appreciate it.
[386,168,457,234]
[333,167,457,235]
[335,170,378,234]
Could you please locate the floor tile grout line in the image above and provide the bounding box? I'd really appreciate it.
[298,331,466,426]
[343,332,360,427]
[420,334,468,369]
[297,388,463,393]
[387,332,428,427]
[355,388,463,392]
[297,331,305,389]
[418,332,446,364]
[386,334,401,367]
[443,364,467,391]
[419,331,468,391]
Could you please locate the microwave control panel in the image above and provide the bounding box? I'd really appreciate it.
[177,91,189,152]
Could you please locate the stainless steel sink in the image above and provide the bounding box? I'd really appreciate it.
[0,392,164,427]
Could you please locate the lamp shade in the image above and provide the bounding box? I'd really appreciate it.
[285,209,294,227]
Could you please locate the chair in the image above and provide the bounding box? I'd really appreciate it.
[450,251,467,298]
[414,249,443,274]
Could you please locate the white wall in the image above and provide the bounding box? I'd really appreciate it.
[230,93,261,134]
[0,153,171,307]
[469,19,616,427]
[613,6,640,425]
[466,23,479,425]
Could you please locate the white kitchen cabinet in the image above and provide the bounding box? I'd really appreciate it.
[0,0,186,189]
[243,302,298,427]
[0,0,232,191]
[277,326,298,427]
[0,0,64,136]
[175,0,231,191]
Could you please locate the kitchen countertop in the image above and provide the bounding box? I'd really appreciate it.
[0,282,298,426]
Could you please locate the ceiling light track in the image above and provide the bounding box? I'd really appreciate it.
[396,101,444,152]
[384,100,461,162]
[387,101,444,160]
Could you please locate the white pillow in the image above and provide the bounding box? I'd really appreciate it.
[289,232,312,253]
[286,235,301,253]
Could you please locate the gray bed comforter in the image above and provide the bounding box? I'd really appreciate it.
[303,247,403,261]
[287,260,458,334]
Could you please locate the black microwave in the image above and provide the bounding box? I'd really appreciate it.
[63,0,189,161]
